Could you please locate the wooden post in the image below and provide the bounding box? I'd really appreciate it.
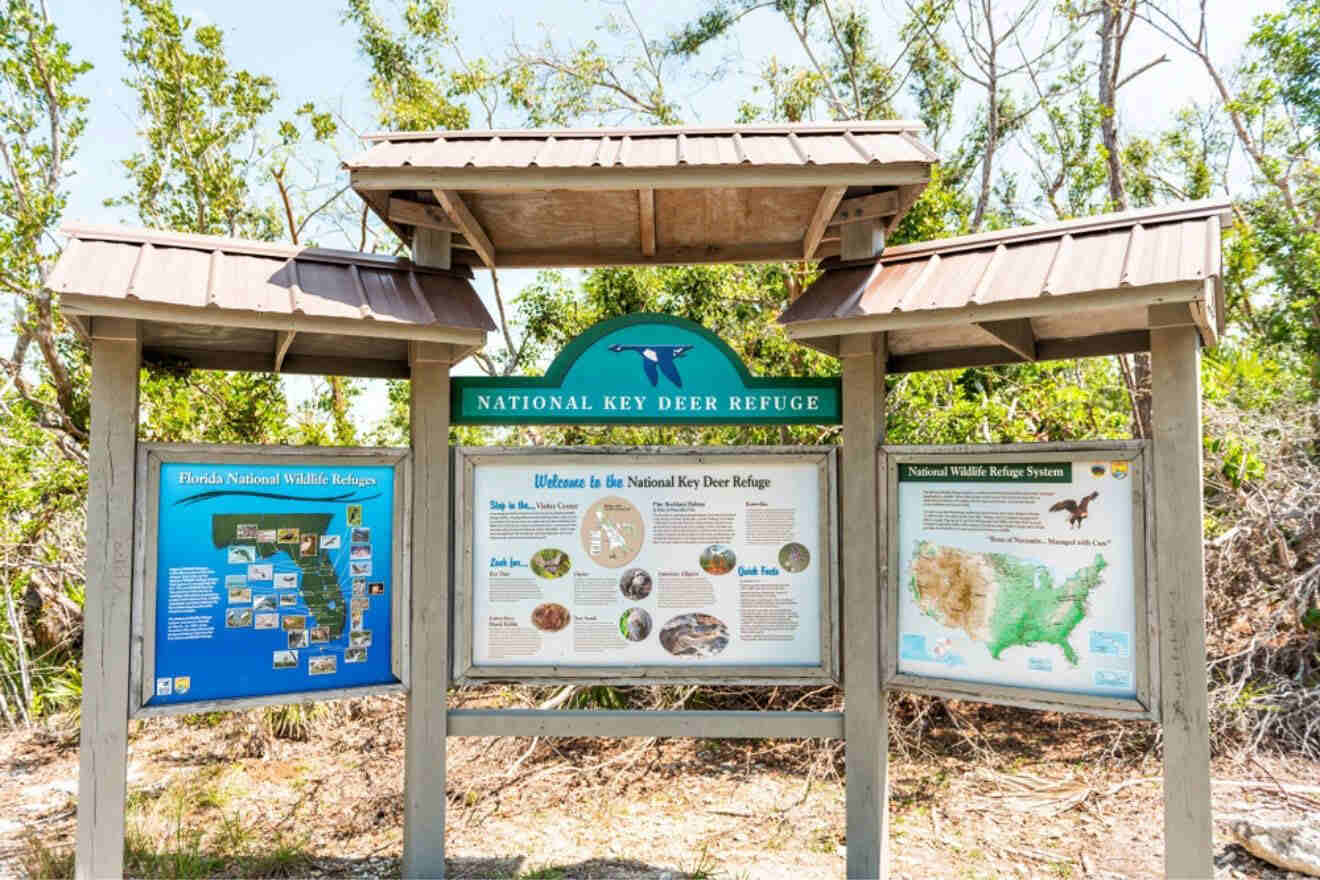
[841,220,885,262]
[840,331,888,879]
[413,227,452,271]
[403,342,453,878]
[76,318,140,880]
[1150,323,1214,879]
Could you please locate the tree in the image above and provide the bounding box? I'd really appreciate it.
[671,0,926,122]
[113,0,358,446]
[0,0,91,722]
[0,0,90,462]
[1140,0,1320,398]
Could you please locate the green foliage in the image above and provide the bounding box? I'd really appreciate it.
[1211,1,1320,390]
[139,368,292,444]
[0,0,88,289]
[111,0,282,237]
[1205,433,1266,490]
[673,0,901,121]
[342,0,469,131]
[887,360,1130,445]
[20,832,74,880]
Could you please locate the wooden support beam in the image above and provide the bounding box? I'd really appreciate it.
[146,345,412,379]
[412,226,452,271]
[1147,302,1198,329]
[1150,298,1217,347]
[76,318,140,880]
[403,341,454,879]
[1151,325,1214,879]
[887,330,1150,374]
[829,190,899,226]
[432,189,495,268]
[976,318,1036,361]
[448,709,844,739]
[841,220,886,262]
[840,331,889,880]
[1189,278,1220,348]
[638,188,656,257]
[273,330,296,373]
[388,196,461,234]
[885,183,925,234]
[804,185,848,260]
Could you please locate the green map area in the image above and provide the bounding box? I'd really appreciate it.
[909,541,1108,665]
[212,514,345,638]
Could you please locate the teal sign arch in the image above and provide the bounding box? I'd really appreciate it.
[451,313,841,425]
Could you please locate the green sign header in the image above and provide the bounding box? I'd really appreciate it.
[452,313,841,425]
[898,462,1073,483]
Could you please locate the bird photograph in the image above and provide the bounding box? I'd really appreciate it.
[1048,491,1099,529]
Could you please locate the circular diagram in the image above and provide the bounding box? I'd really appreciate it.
[659,613,730,658]
[619,567,652,600]
[778,542,811,573]
[699,543,737,576]
[530,547,572,579]
[580,496,645,569]
[531,602,571,632]
[619,607,652,642]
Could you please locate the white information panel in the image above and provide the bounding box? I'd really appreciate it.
[885,443,1154,717]
[455,448,837,683]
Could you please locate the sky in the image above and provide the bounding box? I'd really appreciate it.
[40,0,1273,431]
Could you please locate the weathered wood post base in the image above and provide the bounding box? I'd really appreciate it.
[403,342,454,879]
[1150,323,1214,878]
[840,331,889,879]
[76,318,140,880]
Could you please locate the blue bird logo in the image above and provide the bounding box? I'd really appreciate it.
[608,344,694,388]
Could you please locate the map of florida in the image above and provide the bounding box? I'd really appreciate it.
[211,514,346,638]
[908,542,1108,664]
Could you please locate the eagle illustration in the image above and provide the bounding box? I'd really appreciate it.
[1049,491,1099,529]
[608,344,693,388]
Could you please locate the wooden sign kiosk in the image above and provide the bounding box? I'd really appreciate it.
[51,121,1227,879]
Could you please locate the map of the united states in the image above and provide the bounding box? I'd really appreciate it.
[908,541,1108,664]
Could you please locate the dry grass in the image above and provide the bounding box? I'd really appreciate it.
[1201,402,1320,760]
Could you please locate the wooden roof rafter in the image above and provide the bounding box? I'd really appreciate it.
[346,122,938,270]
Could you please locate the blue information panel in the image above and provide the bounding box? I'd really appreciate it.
[147,459,399,707]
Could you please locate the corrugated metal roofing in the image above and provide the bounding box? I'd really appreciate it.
[779,199,1232,367]
[348,122,938,171]
[50,224,495,335]
[347,123,938,269]
[781,200,1230,324]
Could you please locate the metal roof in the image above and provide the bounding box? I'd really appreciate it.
[50,224,495,377]
[346,122,937,269]
[349,122,938,172]
[779,199,1232,369]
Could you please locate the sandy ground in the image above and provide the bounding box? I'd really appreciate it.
[1,696,1316,879]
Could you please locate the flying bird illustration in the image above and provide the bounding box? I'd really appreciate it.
[1049,491,1099,529]
[608,344,694,388]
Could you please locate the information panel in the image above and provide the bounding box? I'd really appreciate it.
[455,448,837,683]
[885,443,1154,716]
[133,446,409,715]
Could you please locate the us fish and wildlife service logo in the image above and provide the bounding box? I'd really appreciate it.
[608,344,694,388]
[1111,461,1129,480]
[173,676,191,695]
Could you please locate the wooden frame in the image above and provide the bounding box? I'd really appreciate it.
[129,443,412,718]
[452,445,840,685]
[880,441,1160,721]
